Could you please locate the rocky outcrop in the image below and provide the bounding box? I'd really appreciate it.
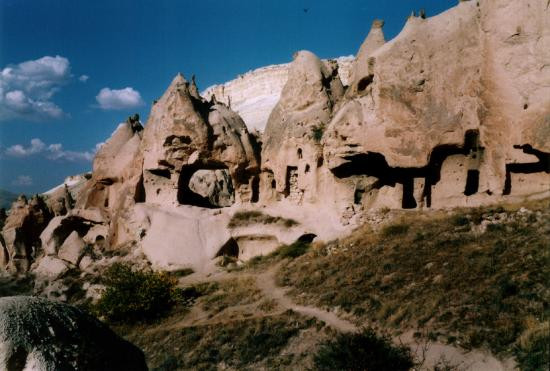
[141,73,260,207]
[2,0,548,278]
[323,0,550,210]
[261,51,344,205]
[202,56,353,131]
[1,195,52,273]
[0,296,147,370]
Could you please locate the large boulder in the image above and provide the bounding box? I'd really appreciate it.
[0,296,147,370]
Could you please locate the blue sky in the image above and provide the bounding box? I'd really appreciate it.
[0,0,456,194]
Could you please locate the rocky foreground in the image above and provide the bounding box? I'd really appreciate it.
[0,0,548,369]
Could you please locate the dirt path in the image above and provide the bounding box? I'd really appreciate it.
[255,264,358,333]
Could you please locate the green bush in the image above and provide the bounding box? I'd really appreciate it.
[381,223,410,237]
[314,328,415,371]
[275,241,310,259]
[515,321,550,371]
[95,264,188,322]
[312,124,325,142]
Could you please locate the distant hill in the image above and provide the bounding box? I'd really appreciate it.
[0,189,18,210]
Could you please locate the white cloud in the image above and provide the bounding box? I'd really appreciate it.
[0,55,72,121]
[79,75,89,82]
[96,87,144,110]
[5,138,101,162]
[6,138,46,156]
[12,175,33,186]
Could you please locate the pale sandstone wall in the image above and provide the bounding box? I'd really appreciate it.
[202,56,353,132]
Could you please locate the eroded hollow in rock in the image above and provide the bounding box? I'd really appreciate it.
[503,145,550,195]
[216,238,239,258]
[251,175,260,203]
[357,74,374,92]
[297,233,317,243]
[464,170,480,196]
[331,131,482,208]
[177,164,235,208]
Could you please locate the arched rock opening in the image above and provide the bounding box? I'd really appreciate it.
[177,163,235,208]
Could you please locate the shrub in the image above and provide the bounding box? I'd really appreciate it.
[381,223,410,237]
[228,210,298,228]
[274,241,310,259]
[515,321,550,371]
[312,124,325,142]
[95,263,187,322]
[313,328,415,371]
[451,214,470,227]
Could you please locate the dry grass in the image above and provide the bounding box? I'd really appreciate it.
[198,277,263,315]
[228,210,299,228]
[277,200,550,368]
[122,310,319,370]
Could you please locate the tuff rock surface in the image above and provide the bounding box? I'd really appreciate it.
[0,0,548,276]
[202,56,353,132]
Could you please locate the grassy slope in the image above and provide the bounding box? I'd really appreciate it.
[278,200,550,367]
[112,199,549,370]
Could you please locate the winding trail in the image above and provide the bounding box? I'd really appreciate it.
[255,264,358,333]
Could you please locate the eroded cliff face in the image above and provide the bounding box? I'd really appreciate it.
[202,56,353,132]
[323,0,550,212]
[1,0,548,276]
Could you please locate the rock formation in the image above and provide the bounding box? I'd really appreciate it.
[1,195,52,273]
[323,0,550,211]
[202,56,353,131]
[0,296,147,370]
[261,51,345,205]
[141,73,259,207]
[0,0,548,275]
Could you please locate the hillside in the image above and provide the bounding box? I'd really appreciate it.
[109,199,549,370]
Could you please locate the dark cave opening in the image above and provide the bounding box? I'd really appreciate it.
[284,166,298,197]
[357,74,374,92]
[330,131,480,209]
[503,145,550,195]
[216,238,239,258]
[177,163,230,208]
[464,170,480,196]
[251,176,260,203]
[134,174,146,203]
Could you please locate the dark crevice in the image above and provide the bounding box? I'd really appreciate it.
[331,131,480,208]
[503,145,550,195]
[284,166,298,197]
[354,188,365,204]
[216,238,239,258]
[297,233,317,243]
[251,176,260,203]
[134,174,146,203]
[163,135,192,146]
[357,75,374,92]
[148,169,171,179]
[464,170,480,196]
[402,178,417,209]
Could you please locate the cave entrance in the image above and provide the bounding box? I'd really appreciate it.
[284,166,299,197]
[251,175,260,203]
[177,163,233,208]
[464,170,480,196]
[330,131,480,209]
[503,145,550,195]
